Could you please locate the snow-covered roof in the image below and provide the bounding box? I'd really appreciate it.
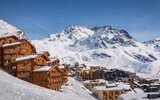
[15,51,50,61]
[83,79,106,84]
[119,93,160,100]
[92,86,123,91]
[48,57,59,63]
[2,42,21,47]
[92,82,132,92]
[33,66,52,72]
[83,67,90,71]
[37,50,49,55]
[59,65,65,69]
[15,54,39,61]
[0,34,18,39]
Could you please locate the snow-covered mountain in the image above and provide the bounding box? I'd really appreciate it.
[32,26,160,78]
[0,19,26,38]
[144,38,160,51]
[0,19,159,78]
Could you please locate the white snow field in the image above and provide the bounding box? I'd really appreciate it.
[0,19,26,38]
[0,68,97,100]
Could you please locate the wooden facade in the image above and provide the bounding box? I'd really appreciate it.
[83,80,106,91]
[0,35,18,68]
[90,66,101,80]
[92,86,125,100]
[59,65,69,84]
[14,53,50,80]
[1,39,36,74]
[0,35,68,91]
[78,66,102,80]
[30,65,63,91]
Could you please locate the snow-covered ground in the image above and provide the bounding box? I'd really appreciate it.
[118,93,160,100]
[0,68,96,100]
[0,19,26,38]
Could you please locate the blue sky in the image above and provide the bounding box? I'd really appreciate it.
[0,0,160,41]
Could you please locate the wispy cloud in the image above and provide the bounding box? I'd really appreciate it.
[28,19,46,30]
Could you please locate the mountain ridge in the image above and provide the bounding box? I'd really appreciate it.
[0,19,160,78]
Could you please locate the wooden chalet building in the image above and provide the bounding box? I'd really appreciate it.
[30,65,63,91]
[14,52,50,80]
[0,35,18,68]
[0,35,68,91]
[0,37,36,74]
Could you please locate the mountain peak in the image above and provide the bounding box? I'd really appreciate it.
[90,25,112,31]
[46,25,136,49]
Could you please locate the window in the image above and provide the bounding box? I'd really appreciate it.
[9,40,12,43]
[12,66,16,69]
[21,65,25,70]
[11,48,14,51]
[6,60,9,63]
[6,55,10,58]
[6,49,10,53]
[13,54,16,58]
[25,60,28,63]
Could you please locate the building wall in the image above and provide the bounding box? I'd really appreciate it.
[61,68,68,84]
[1,40,36,74]
[84,82,106,91]
[103,90,124,100]
[1,45,21,73]
[93,89,124,100]
[16,55,49,80]
[0,36,18,67]
[30,66,63,91]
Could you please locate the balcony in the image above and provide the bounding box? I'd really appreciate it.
[17,73,29,79]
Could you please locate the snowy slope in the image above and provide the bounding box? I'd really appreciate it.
[144,38,160,51]
[0,19,26,38]
[0,68,96,100]
[32,26,160,78]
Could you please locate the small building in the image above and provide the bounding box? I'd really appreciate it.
[92,85,125,100]
[89,66,102,80]
[139,78,159,84]
[81,69,90,80]
[83,79,106,91]
[119,93,160,100]
[30,65,63,91]
[103,69,138,83]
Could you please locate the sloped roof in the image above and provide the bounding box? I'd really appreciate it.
[15,54,39,61]
[2,42,21,47]
[0,35,18,39]
[33,66,52,72]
